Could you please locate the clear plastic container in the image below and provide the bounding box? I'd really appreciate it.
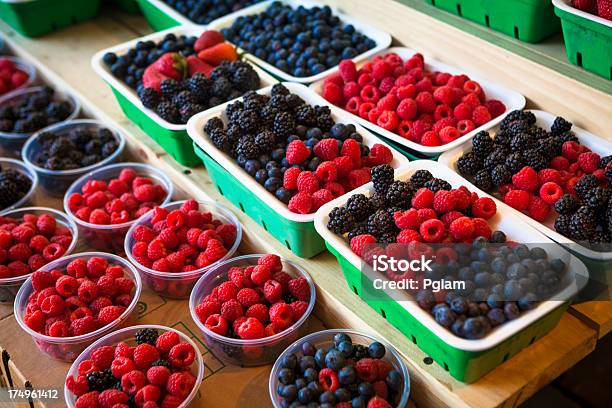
[189,254,316,366]
[14,252,142,361]
[0,86,80,157]
[0,157,38,212]
[63,162,173,254]
[0,206,78,304]
[126,200,242,299]
[269,329,411,408]
[64,324,204,408]
[21,119,126,197]
[0,56,37,96]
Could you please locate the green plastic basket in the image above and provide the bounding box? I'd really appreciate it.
[0,0,101,38]
[193,143,326,258]
[111,0,140,14]
[425,0,560,43]
[553,0,612,80]
[134,0,183,31]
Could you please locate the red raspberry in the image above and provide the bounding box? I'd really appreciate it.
[419,219,445,242]
[486,100,506,117]
[282,167,301,190]
[90,345,114,370]
[53,275,77,297]
[358,102,375,119]
[70,315,97,336]
[288,192,313,214]
[453,102,473,121]
[456,119,475,135]
[395,84,416,100]
[35,213,56,236]
[323,81,343,105]
[550,156,570,171]
[471,197,496,219]
[286,140,310,165]
[432,117,456,135]
[135,385,161,406]
[133,343,160,369]
[449,217,475,240]
[118,369,146,395]
[288,277,310,301]
[290,301,309,321]
[360,85,381,103]
[220,299,243,321]
[367,107,382,123]
[539,182,564,204]
[204,238,228,262]
[368,396,392,408]
[296,171,319,194]
[66,375,89,397]
[216,281,238,302]
[345,96,362,115]
[11,224,34,243]
[42,243,65,261]
[418,208,437,222]
[40,294,65,316]
[269,303,294,329]
[116,277,135,294]
[96,275,117,297]
[258,254,281,272]
[527,195,551,221]
[89,297,112,315]
[166,210,186,229]
[86,256,108,278]
[348,169,371,190]
[319,368,340,392]
[342,81,360,101]
[249,264,270,286]
[24,310,45,331]
[245,303,269,322]
[324,181,345,198]
[341,139,362,165]
[411,188,434,209]
[433,86,456,105]
[438,126,461,144]
[512,166,539,192]
[312,189,334,210]
[114,341,133,359]
[205,314,228,335]
[504,189,530,210]
[146,365,170,387]
[146,239,167,261]
[350,234,377,256]
[577,152,600,173]
[8,243,31,262]
[433,190,456,214]
[236,287,260,307]
[396,229,421,243]
[168,342,196,368]
[394,208,420,229]
[414,92,435,113]
[75,391,99,408]
[166,372,195,399]
[538,168,562,185]
[440,210,463,226]
[356,358,380,382]
[48,320,69,337]
[420,131,441,146]
[367,144,393,166]
[98,389,129,408]
[372,60,392,80]
[472,217,492,239]
[376,110,399,131]
[77,359,98,376]
[97,305,126,325]
[315,161,338,183]
[471,105,491,126]
[562,141,583,162]
[377,94,399,112]
[338,59,357,81]
[155,330,181,354]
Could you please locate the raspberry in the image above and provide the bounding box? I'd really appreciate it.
[146,239,167,261]
[372,60,392,80]
[66,375,89,397]
[114,341,133,359]
[40,294,65,316]
[376,110,399,131]
[341,139,362,166]
[417,208,437,222]
[512,166,539,192]
[319,368,340,392]
[372,381,388,399]
[315,162,338,183]
[550,156,570,171]
[245,303,269,322]
[419,219,445,242]
[396,229,421,243]
[486,100,506,117]
[133,343,160,369]
[75,391,100,408]
[288,277,310,301]
[368,144,393,166]
[76,280,97,303]
[87,256,108,278]
[166,372,195,398]
[249,265,270,286]
[111,356,136,379]
[11,224,34,243]
[48,320,69,337]
[33,213,56,236]
[539,182,564,205]
[439,126,461,144]
[96,275,117,297]
[168,342,196,368]
[345,96,362,115]
[360,85,381,103]
[157,228,178,249]
[472,105,491,126]
[135,385,161,406]
[415,92,435,113]
[457,119,475,135]
[420,131,440,146]
[77,359,98,376]
[368,396,393,408]
[8,243,31,262]
[355,358,380,382]
[472,217,492,239]
[89,297,112,315]
[504,189,530,211]
[97,305,126,325]
[433,190,456,214]
[323,81,343,105]
[527,195,551,221]
[348,169,371,190]
[196,230,217,249]
[42,243,65,261]
[286,140,310,165]
[449,217,475,240]
[116,277,135,295]
[204,238,228,263]
[342,82,360,100]
[91,345,115,370]
[471,197,496,219]
[395,84,416,100]
[236,287,260,307]
[288,192,313,214]
[24,310,45,331]
[220,299,243,321]
[577,152,600,173]
[166,210,186,229]
[269,303,293,329]
[146,365,171,387]
[296,172,319,196]
[155,330,181,354]
[119,369,146,396]
[205,314,228,335]
[350,234,377,256]
[312,189,334,210]
[432,117,456,135]
[538,169,562,185]
[358,102,375,119]
[394,208,420,229]
[282,167,301,190]
[562,141,583,162]
[324,181,345,198]
[290,301,309,321]
[216,281,239,302]
[377,94,399,112]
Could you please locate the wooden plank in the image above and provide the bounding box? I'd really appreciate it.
[569,302,612,339]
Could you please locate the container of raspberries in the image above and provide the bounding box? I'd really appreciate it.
[0,207,78,304]
[439,109,612,264]
[189,253,315,366]
[64,325,204,408]
[187,82,410,258]
[135,0,270,31]
[310,47,526,158]
[0,56,37,97]
[91,27,277,167]
[313,160,588,382]
[0,157,38,212]
[0,0,101,38]
[125,199,242,299]
[64,162,174,254]
[269,329,410,407]
[208,0,392,83]
[14,252,142,361]
[21,119,127,197]
[0,85,81,157]
[553,0,612,79]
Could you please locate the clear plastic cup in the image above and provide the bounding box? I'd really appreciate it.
[0,56,37,96]
[189,254,316,366]
[63,162,173,254]
[125,200,242,299]
[64,324,204,408]
[14,252,142,361]
[0,86,80,157]
[21,119,126,197]
[269,329,411,408]
[0,207,78,304]
[0,157,38,212]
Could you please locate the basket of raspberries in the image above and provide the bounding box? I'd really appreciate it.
[443,109,611,257]
[64,325,203,408]
[313,47,525,155]
[0,158,37,211]
[93,28,275,167]
[269,330,410,408]
[189,82,408,258]
[0,56,36,97]
[14,252,142,361]
[125,199,242,299]
[146,0,265,27]
[314,161,587,382]
[189,253,315,366]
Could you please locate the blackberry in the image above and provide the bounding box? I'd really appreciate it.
[273,111,295,138]
[86,369,116,392]
[522,150,547,171]
[327,207,355,234]
[569,206,597,240]
[474,170,493,191]
[457,152,482,176]
[556,131,578,144]
[509,133,533,152]
[367,209,396,238]
[379,232,397,244]
[135,328,159,345]
[523,111,537,125]
[471,131,494,157]
[260,105,279,127]
[504,153,524,173]
[536,137,561,158]
[160,79,181,98]
[494,130,511,148]
[554,194,580,215]
[348,224,369,241]
[254,130,276,152]
[410,169,433,188]
[187,73,213,96]
[368,192,386,211]
[351,344,368,360]
[210,63,232,81]
[600,155,612,168]
[269,94,289,111]
[173,90,196,107]
[484,148,507,171]
[138,87,159,109]
[225,100,244,120]
[505,120,529,138]
[424,178,451,192]
[529,126,548,140]
[0,167,32,210]
[606,167,612,183]
[204,117,224,135]
[285,93,304,110]
[491,165,511,186]
[242,91,267,111]
[385,180,414,206]
[209,128,232,153]
[550,116,572,135]
[271,83,290,97]
[179,103,205,123]
[151,359,171,368]
[212,77,232,99]
[231,65,260,92]
[583,187,609,210]
[574,175,598,199]
[589,231,611,251]
[237,110,260,133]
[156,101,180,124]
[346,194,372,221]
[554,215,572,236]
[317,114,335,132]
[235,137,260,159]
[294,105,317,127]
[371,165,394,194]
[500,110,525,128]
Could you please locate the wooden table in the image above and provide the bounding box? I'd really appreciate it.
[0,2,609,407]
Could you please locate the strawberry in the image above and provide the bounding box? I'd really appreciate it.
[597,0,612,19]
[186,55,214,77]
[142,66,171,92]
[197,43,238,66]
[573,0,597,13]
[151,53,187,81]
[194,30,225,53]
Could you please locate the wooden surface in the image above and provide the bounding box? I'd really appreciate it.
[0,2,609,408]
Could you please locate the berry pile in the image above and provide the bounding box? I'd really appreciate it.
[0,212,73,279]
[221,2,376,78]
[32,125,120,171]
[275,333,404,407]
[457,110,611,251]
[0,58,30,96]
[0,164,32,210]
[327,165,500,249]
[321,53,506,146]
[204,84,394,214]
[161,0,263,24]
[0,86,74,134]
[194,254,311,341]
[571,0,612,21]
[22,256,135,337]
[66,167,169,226]
[65,328,199,408]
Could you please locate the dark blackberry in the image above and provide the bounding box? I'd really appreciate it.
[172,90,196,107]
[269,94,289,111]
[529,126,548,140]
[574,174,598,199]
[151,359,171,368]
[500,110,525,129]
[410,169,433,188]
[237,110,260,133]
[273,111,295,138]
[509,133,534,152]
[348,224,369,241]
[351,344,368,360]
[589,231,611,252]
[569,206,597,240]
[471,131,494,157]
[550,116,572,135]
[346,194,372,221]
[385,180,414,206]
[270,83,290,97]
[204,117,224,134]
[554,194,580,215]
[86,369,116,392]
[242,91,267,111]
[583,187,609,210]
[187,73,213,97]
[379,232,397,244]
[225,100,244,120]
[522,150,547,170]
[367,209,396,238]
[179,103,205,123]
[294,105,317,127]
[0,167,32,210]
[285,94,304,110]
[210,62,232,81]
[600,155,612,168]
[385,206,403,217]
[138,87,159,109]
[212,77,232,99]
[371,165,394,194]
[317,114,335,132]
[491,165,511,186]
[457,152,482,176]
[424,178,451,192]
[160,79,181,98]
[606,166,612,183]
[260,105,279,127]
[556,131,578,144]
[156,101,180,124]
[368,192,386,211]
[254,130,276,152]
[474,170,493,191]
[536,137,561,158]
[505,120,529,138]
[226,123,242,142]
[231,65,260,92]
[494,130,511,148]
[523,111,536,125]
[327,207,355,234]
[504,153,524,173]
[135,328,159,345]
[554,214,572,236]
[484,148,507,171]
[235,137,260,159]
[209,128,232,153]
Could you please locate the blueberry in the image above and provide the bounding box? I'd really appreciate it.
[315,348,326,368]
[298,387,313,403]
[504,280,523,300]
[506,263,527,280]
[504,302,520,320]
[474,272,491,288]
[351,397,366,408]
[473,288,488,302]
[338,365,357,385]
[530,247,547,260]
[513,244,530,259]
[473,236,488,250]
[325,349,345,371]
[272,148,286,161]
[550,258,566,274]
[416,289,436,310]
[477,248,491,262]
[307,157,321,171]
[337,341,353,357]
[457,280,475,297]
[275,187,293,204]
[299,356,316,373]
[450,296,468,315]
[490,231,506,243]
[295,378,308,389]
[451,318,465,337]
[306,127,323,139]
[281,384,298,401]
[103,52,118,65]
[467,302,481,317]
[520,258,537,273]
[305,137,319,149]
[264,177,283,193]
[255,168,268,184]
[458,266,474,281]
[462,316,490,339]
[486,293,503,309]
[303,367,317,383]
[487,308,506,326]
[490,257,506,274]
[433,304,456,327]
[278,368,295,385]
[319,391,336,404]
[358,382,373,397]
[334,387,351,402]
[307,381,322,397]
[282,353,298,369]
[302,341,316,356]
[518,293,537,310]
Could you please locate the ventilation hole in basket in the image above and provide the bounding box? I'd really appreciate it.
[352,285,359,295]
[529,336,536,345]
[443,362,449,371]
[411,335,417,345]
[261,220,268,231]
[456,4,462,16]
[217,185,224,195]
[503,352,510,362]
[431,0,436,5]
[423,357,433,365]
[51,22,58,31]
[183,169,191,175]
[72,16,78,25]
[485,15,490,27]
[609,66,612,80]
[576,52,583,67]
[238,202,245,212]
[285,240,291,250]
[514,26,519,39]
[380,309,386,319]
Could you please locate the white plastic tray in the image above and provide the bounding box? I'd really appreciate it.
[553,0,612,29]
[91,26,278,132]
[309,47,526,156]
[186,82,411,223]
[207,0,392,84]
[314,160,589,352]
[439,110,612,262]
